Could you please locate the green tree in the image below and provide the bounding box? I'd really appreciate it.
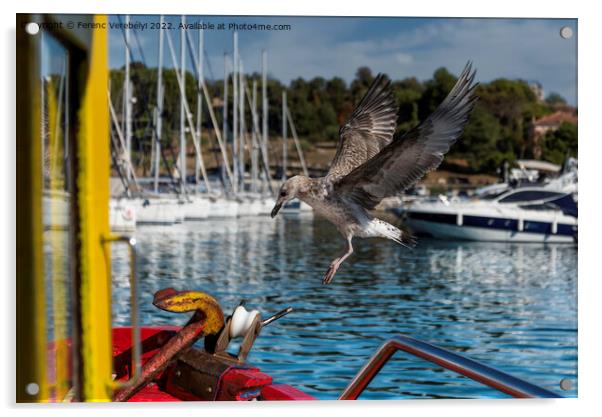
[108,63,577,176]
[545,92,567,107]
[350,67,376,105]
[540,122,578,164]
[418,67,457,120]
[392,77,424,133]
[452,104,505,172]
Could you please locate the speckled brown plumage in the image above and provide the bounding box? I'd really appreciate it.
[272,62,478,284]
[328,73,398,182]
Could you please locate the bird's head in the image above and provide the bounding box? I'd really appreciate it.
[271,175,307,218]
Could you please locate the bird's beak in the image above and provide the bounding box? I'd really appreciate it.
[271,200,283,218]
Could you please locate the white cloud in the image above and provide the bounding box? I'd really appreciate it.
[395,52,414,65]
[224,18,577,104]
[110,16,577,105]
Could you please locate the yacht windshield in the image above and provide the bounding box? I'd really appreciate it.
[480,192,505,200]
[498,190,564,204]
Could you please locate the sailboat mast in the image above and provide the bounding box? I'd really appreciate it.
[232,32,239,193]
[179,15,187,195]
[195,26,203,190]
[124,14,132,182]
[286,106,309,177]
[261,50,269,190]
[282,90,288,181]
[222,56,229,141]
[164,29,213,195]
[239,59,245,192]
[154,15,164,194]
[251,79,258,193]
[223,53,229,191]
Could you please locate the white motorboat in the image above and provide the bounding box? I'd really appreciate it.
[399,186,577,243]
[398,158,578,243]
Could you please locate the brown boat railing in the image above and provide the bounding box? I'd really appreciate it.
[339,335,562,400]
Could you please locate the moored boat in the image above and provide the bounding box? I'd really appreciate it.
[206,196,239,218]
[133,197,183,225]
[44,194,136,232]
[399,187,577,243]
[183,195,210,220]
[396,159,578,243]
[109,198,137,232]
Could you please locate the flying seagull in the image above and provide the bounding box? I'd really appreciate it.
[271,62,478,284]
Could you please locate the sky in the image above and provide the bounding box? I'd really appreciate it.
[107,15,578,105]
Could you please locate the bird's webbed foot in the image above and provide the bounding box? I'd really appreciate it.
[322,236,353,285]
[322,262,339,285]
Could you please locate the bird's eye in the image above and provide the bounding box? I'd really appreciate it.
[280,191,287,197]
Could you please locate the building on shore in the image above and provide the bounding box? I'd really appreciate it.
[529,108,578,159]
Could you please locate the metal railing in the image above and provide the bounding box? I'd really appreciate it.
[102,234,142,389]
[339,335,562,400]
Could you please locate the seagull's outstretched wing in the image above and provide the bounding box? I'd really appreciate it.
[327,73,398,181]
[335,63,478,210]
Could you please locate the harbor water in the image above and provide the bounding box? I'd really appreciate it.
[110,215,577,399]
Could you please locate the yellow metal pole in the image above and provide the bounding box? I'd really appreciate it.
[16,13,48,403]
[76,14,113,401]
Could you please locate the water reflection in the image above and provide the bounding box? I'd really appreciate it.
[111,215,577,399]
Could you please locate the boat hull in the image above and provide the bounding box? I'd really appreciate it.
[401,199,577,243]
[109,199,137,232]
[238,199,263,217]
[183,197,210,220]
[206,198,239,218]
[133,198,183,225]
[44,196,136,231]
[406,218,575,243]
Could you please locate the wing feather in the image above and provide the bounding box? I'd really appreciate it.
[335,62,478,210]
[327,73,398,180]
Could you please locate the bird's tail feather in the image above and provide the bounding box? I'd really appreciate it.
[369,218,417,248]
[397,223,417,248]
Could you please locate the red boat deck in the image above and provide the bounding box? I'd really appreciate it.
[111,327,316,401]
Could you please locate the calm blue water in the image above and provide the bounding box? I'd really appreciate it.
[111,215,578,400]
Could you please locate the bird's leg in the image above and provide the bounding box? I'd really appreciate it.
[322,235,354,285]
